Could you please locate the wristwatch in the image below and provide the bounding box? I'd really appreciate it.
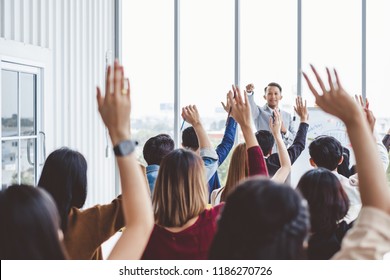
[113,140,137,156]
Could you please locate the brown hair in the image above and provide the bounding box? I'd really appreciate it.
[220,143,248,202]
[152,149,208,227]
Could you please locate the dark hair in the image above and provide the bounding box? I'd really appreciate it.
[264,82,282,93]
[255,130,275,156]
[38,147,87,232]
[337,146,351,177]
[182,126,199,151]
[309,136,343,170]
[209,177,309,260]
[143,134,175,165]
[0,185,67,259]
[297,168,349,234]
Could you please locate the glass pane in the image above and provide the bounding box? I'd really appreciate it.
[302,0,361,106]
[2,140,19,188]
[20,73,36,136]
[241,0,297,120]
[20,138,35,185]
[122,0,174,164]
[1,70,18,137]
[367,0,390,120]
[181,0,235,186]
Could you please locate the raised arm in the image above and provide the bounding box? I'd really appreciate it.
[246,83,261,121]
[228,85,268,177]
[288,96,309,162]
[303,66,390,213]
[217,93,238,165]
[182,105,218,180]
[270,109,291,183]
[97,60,154,260]
[182,105,212,150]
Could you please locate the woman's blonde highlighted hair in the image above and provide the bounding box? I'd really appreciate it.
[221,143,248,202]
[152,149,208,227]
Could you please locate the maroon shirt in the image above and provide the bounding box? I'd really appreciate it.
[142,204,224,260]
[247,146,269,177]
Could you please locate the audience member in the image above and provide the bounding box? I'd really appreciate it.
[0,185,68,259]
[38,147,124,259]
[210,143,247,205]
[337,146,352,178]
[209,89,307,259]
[0,60,154,260]
[209,178,309,259]
[383,129,390,152]
[303,65,390,259]
[308,135,361,223]
[143,134,174,193]
[181,106,219,183]
[143,86,268,260]
[211,107,290,204]
[182,92,237,195]
[297,168,351,259]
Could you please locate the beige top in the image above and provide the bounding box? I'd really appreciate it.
[332,207,390,260]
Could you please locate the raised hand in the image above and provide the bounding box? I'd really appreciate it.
[354,94,369,110]
[221,90,233,114]
[228,85,252,129]
[302,65,363,125]
[354,95,375,133]
[246,83,255,93]
[181,105,200,126]
[96,60,131,146]
[97,60,153,260]
[294,96,308,123]
[270,109,291,183]
[269,109,282,137]
[303,64,390,217]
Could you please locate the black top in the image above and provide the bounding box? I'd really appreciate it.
[383,134,390,152]
[308,221,353,260]
[266,122,309,176]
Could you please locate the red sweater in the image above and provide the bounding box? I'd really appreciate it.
[247,146,269,177]
[142,204,223,260]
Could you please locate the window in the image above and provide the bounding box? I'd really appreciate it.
[121,0,174,164]
[302,0,361,105]
[241,0,297,115]
[180,0,235,185]
[1,61,43,189]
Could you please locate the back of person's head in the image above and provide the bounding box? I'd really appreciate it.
[143,134,175,165]
[221,143,248,202]
[209,177,309,259]
[38,147,87,232]
[309,136,343,170]
[296,168,349,234]
[152,149,208,227]
[255,130,275,156]
[0,185,67,259]
[264,82,282,94]
[337,146,351,177]
[182,127,199,151]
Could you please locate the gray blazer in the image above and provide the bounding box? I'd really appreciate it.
[247,92,296,147]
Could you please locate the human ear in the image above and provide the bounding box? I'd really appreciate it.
[309,158,317,167]
[338,155,344,166]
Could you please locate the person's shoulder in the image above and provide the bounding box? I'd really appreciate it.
[204,203,224,218]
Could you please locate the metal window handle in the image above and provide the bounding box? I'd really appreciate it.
[27,139,34,166]
[39,131,46,166]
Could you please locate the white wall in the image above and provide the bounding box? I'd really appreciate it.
[0,0,117,207]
